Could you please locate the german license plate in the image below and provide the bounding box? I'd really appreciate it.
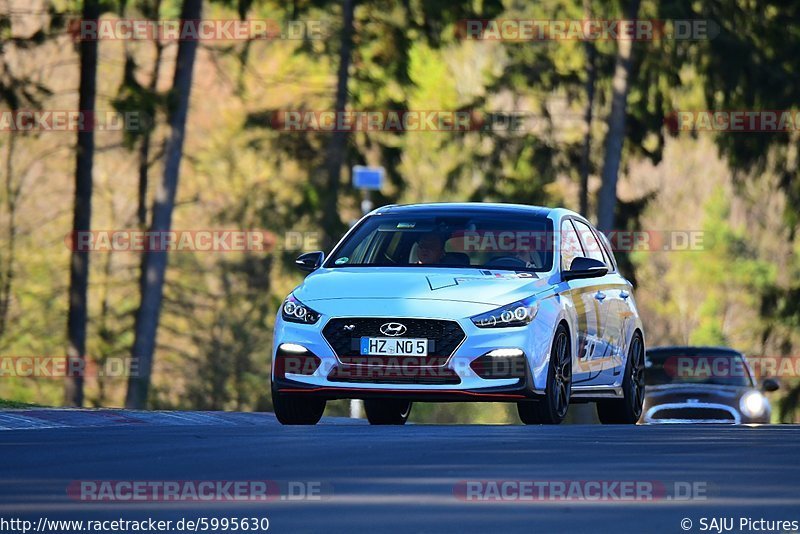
[360,337,428,357]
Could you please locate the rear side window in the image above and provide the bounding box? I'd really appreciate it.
[560,219,584,270]
[594,230,617,272]
[572,219,605,264]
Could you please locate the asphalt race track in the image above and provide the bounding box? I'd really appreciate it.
[1,411,799,533]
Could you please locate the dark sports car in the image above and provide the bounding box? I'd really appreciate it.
[640,346,779,424]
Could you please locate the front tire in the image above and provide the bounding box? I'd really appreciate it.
[596,331,645,424]
[518,323,572,425]
[364,399,412,425]
[272,385,326,425]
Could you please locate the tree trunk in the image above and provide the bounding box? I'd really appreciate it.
[137,0,164,229]
[578,0,596,218]
[64,0,100,407]
[0,131,18,338]
[321,0,356,247]
[125,0,202,409]
[596,0,641,233]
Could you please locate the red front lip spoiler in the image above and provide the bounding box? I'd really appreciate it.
[277,386,527,401]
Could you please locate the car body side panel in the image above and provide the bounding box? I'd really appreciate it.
[561,279,606,385]
[524,290,571,392]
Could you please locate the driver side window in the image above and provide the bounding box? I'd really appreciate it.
[560,219,584,271]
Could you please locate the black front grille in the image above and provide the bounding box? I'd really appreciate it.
[652,407,735,422]
[322,318,466,367]
[328,365,461,385]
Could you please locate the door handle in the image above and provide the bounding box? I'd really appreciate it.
[594,291,606,301]
[620,291,629,299]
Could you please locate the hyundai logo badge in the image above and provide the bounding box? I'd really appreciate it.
[379,322,407,337]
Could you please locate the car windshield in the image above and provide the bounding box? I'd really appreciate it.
[645,351,754,387]
[327,211,554,272]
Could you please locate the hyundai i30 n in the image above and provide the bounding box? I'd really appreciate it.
[271,203,645,425]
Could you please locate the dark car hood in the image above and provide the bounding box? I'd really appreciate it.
[645,384,747,403]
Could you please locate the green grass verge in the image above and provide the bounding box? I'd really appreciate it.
[0,399,42,409]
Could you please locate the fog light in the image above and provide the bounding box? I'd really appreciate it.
[485,348,525,358]
[274,345,321,379]
[470,349,527,379]
[279,343,308,354]
[740,391,767,418]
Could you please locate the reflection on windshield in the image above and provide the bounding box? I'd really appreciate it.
[645,353,754,387]
[327,213,555,272]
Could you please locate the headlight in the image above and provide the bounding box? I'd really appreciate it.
[471,298,539,328]
[739,391,767,418]
[281,294,320,324]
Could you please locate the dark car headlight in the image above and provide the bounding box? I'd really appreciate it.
[281,294,320,324]
[471,298,539,328]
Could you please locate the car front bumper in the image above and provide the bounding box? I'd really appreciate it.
[271,305,555,401]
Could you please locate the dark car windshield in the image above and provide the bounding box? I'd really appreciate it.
[326,211,554,272]
[645,350,754,387]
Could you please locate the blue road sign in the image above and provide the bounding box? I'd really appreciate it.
[352,166,384,190]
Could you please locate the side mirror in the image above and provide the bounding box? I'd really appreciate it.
[295,251,324,273]
[761,377,780,392]
[563,257,608,281]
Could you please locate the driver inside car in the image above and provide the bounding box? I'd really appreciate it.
[416,232,446,264]
[514,248,543,269]
[413,232,471,265]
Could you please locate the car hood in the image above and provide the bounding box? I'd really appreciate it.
[294,267,553,306]
[645,384,748,404]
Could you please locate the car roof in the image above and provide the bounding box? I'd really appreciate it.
[373,202,576,219]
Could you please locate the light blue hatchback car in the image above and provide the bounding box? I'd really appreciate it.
[272,203,645,425]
